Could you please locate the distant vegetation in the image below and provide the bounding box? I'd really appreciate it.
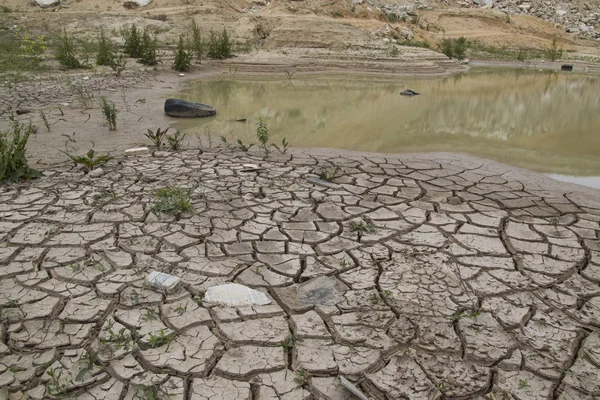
[0,118,40,184]
[440,36,467,60]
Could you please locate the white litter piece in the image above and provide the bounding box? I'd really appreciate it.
[146,271,180,294]
[340,376,368,400]
[179,73,185,77]
[242,163,261,172]
[204,283,271,307]
[125,147,149,154]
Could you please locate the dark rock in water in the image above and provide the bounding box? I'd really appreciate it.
[16,109,31,115]
[561,64,573,72]
[164,99,216,118]
[400,89,420,96]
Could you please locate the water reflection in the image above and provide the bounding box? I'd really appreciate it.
[176,69,600,176]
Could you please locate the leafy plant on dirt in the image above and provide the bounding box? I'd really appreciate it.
[166,130,187,150]
[172,35,193,72]
[152,187,193,215]
[144,127,169,147]
[56,30,84,69]
[189,20,204,63]
[317,166,339,182]
[134,383,172,400]
[65,149,113,172]
[101,319,134,350]
[349,218,375,240]
[122,24,143,58]
[148,329,172,348]
[139,29,159,66]
[100,96,117,131]
[546,36,563,61]
[235,139,254,152]
[280,334,303,350]
[207,28,232,59]
[96,28,116,67]
[271,138,290,154]
[256,117,269,152]
[294,369,309,388]
[75,351,99,382]
[440,36,467,60]
[46,367,68,396]
[68,80,94,109]
[0,118,41,184]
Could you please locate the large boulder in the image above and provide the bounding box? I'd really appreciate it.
[164,99,217,118]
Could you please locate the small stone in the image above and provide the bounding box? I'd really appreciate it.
[204,283,271,307]
[88,168,104,178]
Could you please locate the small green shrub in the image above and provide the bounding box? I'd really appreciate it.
[46,367,67,396]
[0,118,41,184]
[166,129,186,150]
[0,6,11,12]
[65,149,113,172]
[172,35,193,72]
[122,24,142,58]
[96,28,116,67]
[148,329,172,348]
[387,13,398,23]
[317,166,339,182]
[256,117,269,152]
[271,138,290,154]
[144,127,169,147]
[100,97,117,131]
[207,28,232,59]
[56,30,84,69]
[439,36,467,60]
[152,187,193,215]
[546,36,563,61]
[189,20,204,63]
[138,29,158,66]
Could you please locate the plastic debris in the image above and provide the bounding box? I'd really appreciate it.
[146,271,180,293]
[340,376,368,400]
[307,176,341,189]
[125,147,149,154]
[204,283,271,307]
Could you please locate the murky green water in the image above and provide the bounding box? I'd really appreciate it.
[176,69,600,178]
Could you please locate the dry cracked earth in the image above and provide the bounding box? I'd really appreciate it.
[0,148,600,400]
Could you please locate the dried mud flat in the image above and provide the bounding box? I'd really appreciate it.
[0,147,599,400]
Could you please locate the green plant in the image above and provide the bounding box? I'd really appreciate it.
[148,329,172,348]
[236,139,254,151]
[96,28,116,66]
[141,308,159,321]
[144,127,169,147]
[68,80,94,109]
[0,118,41,184]
[134,383,171,400]
[546,36,563,61]
[519,379,530,389]
[166,130,186,150]
[389,45,399,57]
[173,302,188,315]
[387,13,398,23]
[294,369,309,388]
[349,218,375,238]
[56,30,84,69]
[75,351,99,382]
[317,166,339,182]
[122,24,142,58]
[189,20,204,63]
[281,334,303,350]
[101,97,117,131]
[152,187,193,215]
[46,367,67,396]
[65,149,113,172]
[271,138,290,154]
[1,6,11,12]
[207,28,232,59]
[439,36,467,60]
[39,111,51,132]
[172,35,193,72]
[256,117,269,152]
[101,319,134,350]
[139,29,159,65]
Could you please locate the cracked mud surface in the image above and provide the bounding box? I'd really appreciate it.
[0,148,599,399]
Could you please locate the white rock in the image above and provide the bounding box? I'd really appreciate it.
[204,283,271,307]
[146,271,181,294]
[88,168,104,178]
[123,0,151,7]
[179,73,185,77]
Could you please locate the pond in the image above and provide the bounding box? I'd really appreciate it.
[176,69,600,188]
